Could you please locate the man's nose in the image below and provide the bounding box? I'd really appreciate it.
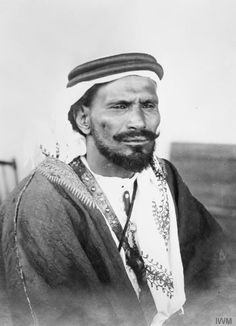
[126,106,146,129]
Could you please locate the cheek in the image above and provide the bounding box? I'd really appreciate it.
[91,114,108,132]
[95,119,113,138]
[96,116,117,134]
[101,122,107,130]
[156,113,161,127]
[147,111,161,130]
[91,113,123,137]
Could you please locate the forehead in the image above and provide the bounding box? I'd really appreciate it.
[94,75,158,103]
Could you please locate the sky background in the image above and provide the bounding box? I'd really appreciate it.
[0,0,236,180]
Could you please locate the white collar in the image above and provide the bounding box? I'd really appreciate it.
[80,156,138,190]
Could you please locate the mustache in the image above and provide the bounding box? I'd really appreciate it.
[113,130,160,142]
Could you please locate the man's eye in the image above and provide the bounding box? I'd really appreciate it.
[111,104,127,109]
[142,102,155,109]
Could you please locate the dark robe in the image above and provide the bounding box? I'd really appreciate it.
[0,157,229,326]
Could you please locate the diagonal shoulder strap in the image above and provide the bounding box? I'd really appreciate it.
[69,157,126,245]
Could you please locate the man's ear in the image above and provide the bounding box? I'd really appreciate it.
[74,105,91,135]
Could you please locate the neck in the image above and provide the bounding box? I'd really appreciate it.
[86,140,134,179]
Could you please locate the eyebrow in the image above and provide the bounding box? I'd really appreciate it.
[107,97,159,106]
[140,98,159,104]
[107,100,132,106]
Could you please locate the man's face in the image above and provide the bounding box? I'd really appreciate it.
[86,75,160,172]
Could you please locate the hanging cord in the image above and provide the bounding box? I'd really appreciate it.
[118,179,147,285]
[118,179,138,251]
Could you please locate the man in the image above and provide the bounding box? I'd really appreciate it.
[0,53,227,326]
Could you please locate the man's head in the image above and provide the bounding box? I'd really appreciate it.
[67,53,163,175]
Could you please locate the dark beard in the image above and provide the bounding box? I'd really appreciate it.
[91,128,156,173]
[96,144,155,172]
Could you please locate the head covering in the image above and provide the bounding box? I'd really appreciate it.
[24,53,163,168]
[66,53,163,105]
[68,52,163,87]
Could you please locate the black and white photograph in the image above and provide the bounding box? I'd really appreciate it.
[0,1,235,325]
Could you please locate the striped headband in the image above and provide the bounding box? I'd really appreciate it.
[66,53,164,103]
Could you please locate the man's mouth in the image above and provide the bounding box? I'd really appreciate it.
[121,136,150,145]
[113,130,158,143]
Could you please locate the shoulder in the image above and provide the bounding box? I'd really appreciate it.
[0,158,88,232]
[155,157,189,200]
[0,169,65,247]
[0,159,91,260]
[157,157,222,228]
[1,167,62,217]
[2,157,90,209]
[159,157,184,181]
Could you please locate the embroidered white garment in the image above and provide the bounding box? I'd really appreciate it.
[81,156,186,326]
[131,158,186,325]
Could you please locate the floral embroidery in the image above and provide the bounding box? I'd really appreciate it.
[142,253,174,299]
[152,200,169,248]
[151,157,170,248]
